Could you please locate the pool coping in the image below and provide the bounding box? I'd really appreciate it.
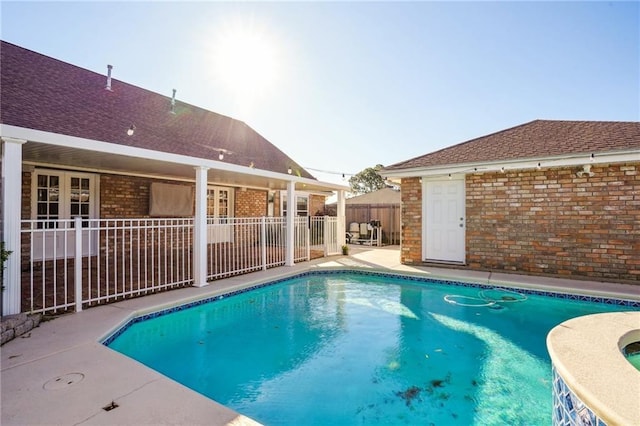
[547,311,640,425]
[2,248,639,425]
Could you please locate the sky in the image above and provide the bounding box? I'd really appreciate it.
[1,1,638,187]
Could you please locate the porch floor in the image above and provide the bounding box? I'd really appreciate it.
[2,246,639,426]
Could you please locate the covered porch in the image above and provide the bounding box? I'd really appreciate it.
[1,126,348,316]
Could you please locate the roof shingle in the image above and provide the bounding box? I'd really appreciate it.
[384,120,640,171]
[0,41,313,179]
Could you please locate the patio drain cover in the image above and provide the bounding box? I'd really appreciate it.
[43,372,85,390]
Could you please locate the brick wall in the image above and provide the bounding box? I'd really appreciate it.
[235,188,267,217]
[21,171,30,220]
[400,177,422,264]
[309,194,326,216]
[100,174,159,218]
[22,171,325,220]
[401,163,640,283]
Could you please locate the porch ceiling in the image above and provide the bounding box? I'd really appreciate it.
[22,141,341,193]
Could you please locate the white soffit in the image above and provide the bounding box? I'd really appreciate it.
[380,150,640,179]
[1,124,349,193]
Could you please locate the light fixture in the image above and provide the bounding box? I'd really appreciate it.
[287,167,292,175]
[126,124,135,136]
[536,162,541,170]
[214,148,233,160]
[249,161,254,168]
[576,164,594,178]
[590,153,595,162]
[448,173,452,180]
[500,167,505,173]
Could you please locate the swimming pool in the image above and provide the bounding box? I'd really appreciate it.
[105,271,638,425]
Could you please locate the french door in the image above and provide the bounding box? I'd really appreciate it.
[31,170,98,260]
[207,186,233,243]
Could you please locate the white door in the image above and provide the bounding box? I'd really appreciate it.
[32,170,98,260]
[423,178,466,263]
[207,187,233,243]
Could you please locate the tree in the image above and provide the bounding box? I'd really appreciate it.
[348,164,387,195]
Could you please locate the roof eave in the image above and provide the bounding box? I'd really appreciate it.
[379,149,640,179]
[1,124,349,193]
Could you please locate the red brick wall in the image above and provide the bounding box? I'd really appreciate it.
[309,194,326,216]
[21,171,30,220]
[235,188,267,217]
[400,177,422,264]
[22,171,323,220]
[401,163,640,283]
[101,175,158,218]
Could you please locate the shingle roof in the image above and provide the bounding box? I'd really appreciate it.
[384,120,640,171]
[0,41,314,179]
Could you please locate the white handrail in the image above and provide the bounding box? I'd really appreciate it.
[20,215,340,314]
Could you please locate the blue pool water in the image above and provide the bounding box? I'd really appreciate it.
[106,272,637,425]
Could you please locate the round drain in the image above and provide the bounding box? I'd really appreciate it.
[43,372,85,390]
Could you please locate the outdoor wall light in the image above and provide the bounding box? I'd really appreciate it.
[500,167,506,173]
[590,153,595,162]
[287,167,292,174]
[576,164,595,178]
[126,125,135,136]
[536,162,542,170]
[213,148,232,161]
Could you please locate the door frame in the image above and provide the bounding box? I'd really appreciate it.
[30,169,99,260]
[422,176,466,263]
[206,185,234,244]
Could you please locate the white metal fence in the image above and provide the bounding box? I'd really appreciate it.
[20,215,340,314]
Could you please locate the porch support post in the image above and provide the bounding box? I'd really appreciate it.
[193,166,209,287]
[285,180,295,266]
[1,137,26,315]
[337,189,346,247]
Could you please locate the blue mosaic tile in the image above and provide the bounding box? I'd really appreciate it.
[552,366,607,426]
[101,269,640,346]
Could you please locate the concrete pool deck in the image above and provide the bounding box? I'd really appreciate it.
[2,245,639,425]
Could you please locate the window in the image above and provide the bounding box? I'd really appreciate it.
[281,193,309,217]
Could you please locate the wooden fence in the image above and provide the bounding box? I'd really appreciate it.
[344,204,400,245]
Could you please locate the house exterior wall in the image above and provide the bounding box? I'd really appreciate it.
[235,188,267,217]
[21,170,325,220]
[400,177,422,264]
[309,194,325,216]
[100,174,157,218]
[401,163,640,283]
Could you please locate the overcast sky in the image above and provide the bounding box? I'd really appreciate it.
[2,1,638,185]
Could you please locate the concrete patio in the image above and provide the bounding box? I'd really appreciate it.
[2,245,639,425]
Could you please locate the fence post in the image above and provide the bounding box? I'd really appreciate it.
[323,216,329,256]
[306,217,311,261]
[261,217,267,271]
[74,216,83,312]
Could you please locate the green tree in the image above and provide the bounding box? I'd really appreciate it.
[348,164,387,195]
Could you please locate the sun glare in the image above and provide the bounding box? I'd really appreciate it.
[211,21,281,98]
